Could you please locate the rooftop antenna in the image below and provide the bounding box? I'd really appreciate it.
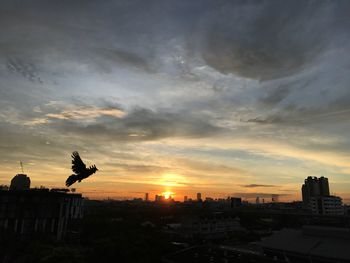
[20,161,24,174]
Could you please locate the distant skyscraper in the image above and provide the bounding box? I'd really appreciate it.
[197,192,202,201]
[145,193,149,202]
[256,196,260,204]
[10,174,30,191]
[271,194,279,203]
[184,196,188,202]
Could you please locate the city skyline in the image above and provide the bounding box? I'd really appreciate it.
[1,1,350,203]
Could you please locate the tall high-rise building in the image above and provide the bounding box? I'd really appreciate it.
[197,192,202,201]
[302,176,330,205]
[184,196,188,202]
[10,174,30,191]
[301,176,343,215]
[319,176,330,196]
[145,193,149,202]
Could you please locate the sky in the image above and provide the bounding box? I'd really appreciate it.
[1,0,350,202]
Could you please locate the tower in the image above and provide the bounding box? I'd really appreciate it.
[319,176,330,196]
[302,176,330,207]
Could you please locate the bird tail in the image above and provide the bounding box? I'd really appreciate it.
[66,174,78,187]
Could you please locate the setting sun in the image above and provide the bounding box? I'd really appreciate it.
[162,191,174,199]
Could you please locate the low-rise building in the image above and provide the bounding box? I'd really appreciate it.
[310,195,344,215]
[181,214,245,239]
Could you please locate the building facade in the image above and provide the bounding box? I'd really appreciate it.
[181,214,245,239]
[310,196,344,215]
[0,189,83,241]
[301,176,342,215]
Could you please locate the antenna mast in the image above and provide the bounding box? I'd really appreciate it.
[20,161,24,174]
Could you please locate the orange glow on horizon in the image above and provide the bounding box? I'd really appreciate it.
[162,191,175,199]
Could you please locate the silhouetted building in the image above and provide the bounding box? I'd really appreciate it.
[256,196,260,204]
[230,197,242,208]
[301,176,342,214]
[155,195,165,202]
[319,176,330,196]
[0,185,9,191]
[0,189,83,241]
[271,194,279,203]
[145,193,149,202]
[184,196,188,202]
[9,174,30,191]
[197,193,202,201]
[181,214,245,239]
[310,196,343,215]
[302,176,329,206]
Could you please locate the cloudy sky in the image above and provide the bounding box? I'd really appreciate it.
[1,0,350,202]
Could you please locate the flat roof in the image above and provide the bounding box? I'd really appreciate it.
[260,226,350,261]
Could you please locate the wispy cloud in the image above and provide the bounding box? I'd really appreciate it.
[46,106,125,120]
[241,184,277,188]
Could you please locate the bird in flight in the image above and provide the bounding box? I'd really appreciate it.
[66,151,98,187]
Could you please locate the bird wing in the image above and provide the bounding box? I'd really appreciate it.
[66,174,78,187]
[71,151,86,174]
[86,165,97,176]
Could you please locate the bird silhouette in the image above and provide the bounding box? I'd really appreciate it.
[66,151,98,187]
